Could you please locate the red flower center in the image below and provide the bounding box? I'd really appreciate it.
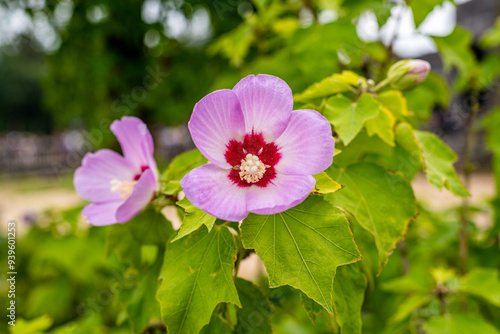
[224,131,281,188]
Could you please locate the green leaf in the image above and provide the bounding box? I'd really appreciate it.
[326,163,417,270]
[294,73,352,101]
[332,264,367,334]
[480,17,500,49]
[241,195,362,314]
[118,259,163,333]
[433,26,477,79]
[129,206,175,245]
[107,206,174,267]
[300,292,323,325]
[381,271,434,294]
[161,149,207,195]
[234,278,272,334]
[313,172,343,194]
[389,294,431,323]
[9,315,53,334]
[424,314,500,334]
[478,54,500,90]
[410,0,445,27]
[483,107,500,155]
[106,223,141,268]
[365,106,396,146]
[404,72,449,121]
[413,130,470,197]
[376,90,410,119]
[157,226,241,334]
[459,267,500,306]
[172,197,217,242]
[324,93,380,145]
[200,315,233,334]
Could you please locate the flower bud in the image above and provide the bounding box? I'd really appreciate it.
[387,59,431,90]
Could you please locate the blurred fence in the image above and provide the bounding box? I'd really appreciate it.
[0,125,194,176]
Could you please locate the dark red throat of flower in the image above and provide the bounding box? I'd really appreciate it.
[224,131,281,188]
[133,165,150,181]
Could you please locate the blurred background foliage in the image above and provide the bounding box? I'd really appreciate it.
[1,0,500,333]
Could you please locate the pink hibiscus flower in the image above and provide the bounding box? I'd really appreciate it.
[181,74,335,221]
[74,117,159,225]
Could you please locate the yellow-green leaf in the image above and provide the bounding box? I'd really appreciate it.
[324,93,379,145]
[313,172,343,194]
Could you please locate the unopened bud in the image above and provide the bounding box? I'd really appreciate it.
[387,59,430,90]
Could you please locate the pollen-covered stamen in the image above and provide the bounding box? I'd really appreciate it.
[110,179,137,199]
[239,153,266,183]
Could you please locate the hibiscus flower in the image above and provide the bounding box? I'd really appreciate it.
[181,74,335,221]
[74,117,159,225]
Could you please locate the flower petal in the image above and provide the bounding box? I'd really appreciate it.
[110,116,155,170]
[246,173,315,215]
[116,168,156,223]
[74,149,137,202]
[189,90,246,168]
[233,74,293,142]
[82,201,123,226]
[181,163,248,221]
[274,109,335,175]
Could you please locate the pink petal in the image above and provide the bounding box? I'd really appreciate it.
[116,169,156,223]
[110,116,155,170]
[189,90,246,168]
[274,109,335,175]
[180,163,248,221]
[82,201,123,226]
[233,74,293,142]
[246,173,315,215]
[74,149,137,202]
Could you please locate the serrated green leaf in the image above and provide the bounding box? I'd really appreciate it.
[413,130,470,197]
[326,163,417,271]
[365,106,396,146]
[333,264,367,334]
[313,172,343,194]
[376,90,410,118]
[241,195,362,314]
[300,292,323,325]
[157,226,241,334]
[389,294,431,323]
[324,93,380,145]
[161,149,207,195]
[235,278,272,334]
[424,314,500,334]
[172,197,217,242]
[459,267,500,306]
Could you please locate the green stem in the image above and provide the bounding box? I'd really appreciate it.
[372,78,390,92]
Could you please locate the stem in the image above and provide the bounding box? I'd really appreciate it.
[459,79,480,310]
[372,78,390,92]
